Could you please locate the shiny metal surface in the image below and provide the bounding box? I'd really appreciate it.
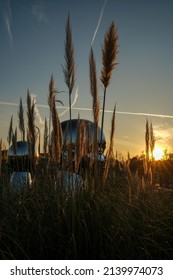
[8,141,38,157]
[10,171,32,191]
[61,119,106,150]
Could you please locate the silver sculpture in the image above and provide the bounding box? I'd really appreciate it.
[8,141,38,190]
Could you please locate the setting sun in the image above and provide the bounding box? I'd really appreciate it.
[153,147,164,160]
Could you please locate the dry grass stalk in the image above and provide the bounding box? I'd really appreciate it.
[7,115,13,147]
[51,110,62,165]
[12,127,17,155]
[145,119,149,174]
[0,138,2,176]
[149,122,160,161]
[43,117,48,156]
[100,22,118,170]
[48,75,63,165]
[104,105,116,184]
[74,119,86,174]
[74,116,81,173]
[62,14,76,146]
[18,97,25,141]
[27,90,36,158]
[89,48,100,176]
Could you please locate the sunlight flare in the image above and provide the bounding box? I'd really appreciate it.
[153,147,164,160]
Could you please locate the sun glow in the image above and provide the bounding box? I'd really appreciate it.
[153,147,164,160]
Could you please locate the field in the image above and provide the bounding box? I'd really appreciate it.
[0,157,173,260]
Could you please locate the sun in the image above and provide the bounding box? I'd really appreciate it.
[153,147,164,160]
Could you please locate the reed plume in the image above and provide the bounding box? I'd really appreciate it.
[89,48,100,171]
[149,122,159,161]
[18,97,25,141]
[144,119,149,174]
[48,75,63,165]
[12,127,17,155]
[100,22,118,167]
[0,138,2,176]
[7,115,13,147]
[62,14,76,145]
[27,90,36,158]
[43,117,48,156]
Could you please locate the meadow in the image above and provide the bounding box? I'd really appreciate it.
[0,163,173,260]
[0,17,173,260]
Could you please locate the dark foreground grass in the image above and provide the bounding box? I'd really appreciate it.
[0,176,173,260]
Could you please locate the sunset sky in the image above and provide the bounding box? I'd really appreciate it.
[0,0,173,157]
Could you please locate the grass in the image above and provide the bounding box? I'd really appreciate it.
[0,170,173,260]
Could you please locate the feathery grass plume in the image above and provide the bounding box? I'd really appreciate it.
[7,115,13,147]
[48,75,63,166]
[48,74,55,149]
[149,122,160,161]
[149,122,155,161]
[48,75,63,154]
[0,138,2,176]
[62,14,76,145]
[100,22,118,169]
[18,97,25,141]
[74,116,81,174]
[43,117,48,156]
[12,127,17,155]
[35,126,40,156]
[89,48,100,175]
[104,105,116,184]
[145,119,149,174]
[27,90,36,158]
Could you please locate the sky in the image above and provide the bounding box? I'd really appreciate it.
[0,0,173,157]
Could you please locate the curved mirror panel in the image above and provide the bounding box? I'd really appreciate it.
[8,141,38,157]
[61,119,106,149]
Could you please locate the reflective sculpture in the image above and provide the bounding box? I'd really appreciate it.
[10,171,32,192]
[61,119,106,152]
[8,141,38,190]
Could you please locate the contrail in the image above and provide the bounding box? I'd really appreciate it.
[1,0,13,45]
[30,94,44,126]
[59,87,79,118]
[1,101,173,119]
[91,0,108,46]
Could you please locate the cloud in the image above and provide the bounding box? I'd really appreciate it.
[0,0,13,45]
[91,0,107,46]
[153,122,173,142]
[31,2,47,22]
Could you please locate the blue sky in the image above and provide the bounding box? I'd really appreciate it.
[0,0,173,157]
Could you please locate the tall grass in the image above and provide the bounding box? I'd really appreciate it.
[89,48,100,183]
[62,14,76,147]
[0,175,173,259]
[18,98,25,141]
[100,22,118,169]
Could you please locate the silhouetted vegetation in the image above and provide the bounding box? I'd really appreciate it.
[0,16,173,260]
